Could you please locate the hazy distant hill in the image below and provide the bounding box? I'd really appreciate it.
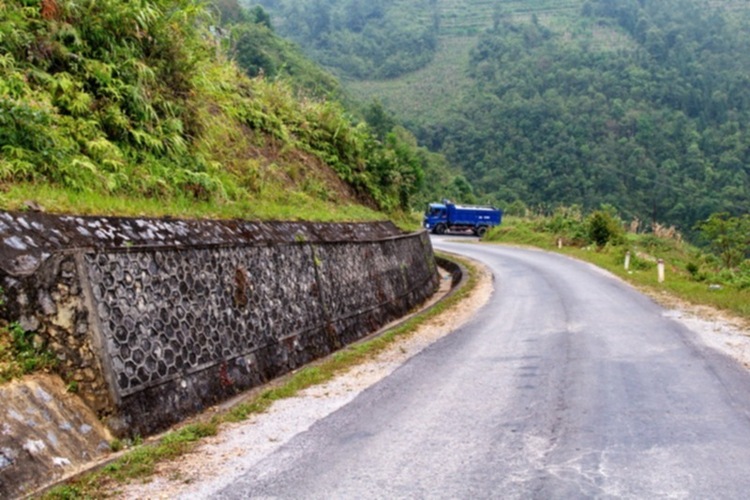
[251,0,439,79]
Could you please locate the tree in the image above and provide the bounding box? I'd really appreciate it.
[364,100,396,141]
[696,213,750,268]
[249,6,272,30]
[233,24,277,77]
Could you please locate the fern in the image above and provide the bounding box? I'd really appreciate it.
[68,91,92,116]
[0,53,13,69]
[86,137,122,165]
[0,156,36,181]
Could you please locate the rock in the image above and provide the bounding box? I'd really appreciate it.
[38,290,56,316]
[21,200,45,212]
[19,316,40,332]
[10,254,42,276]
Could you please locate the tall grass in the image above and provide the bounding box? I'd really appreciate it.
[0,182,383,222]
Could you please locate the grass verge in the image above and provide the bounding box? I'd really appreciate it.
[0,182,384,223]
[485,216,750,322]
[559,245,750,320]
[41,253,478,499]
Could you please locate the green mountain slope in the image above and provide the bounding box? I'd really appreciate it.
[254,0,750,231]
[252,0,439,79]
[347,0,582,125]
[0,0,426,219]
[436,0,750,229]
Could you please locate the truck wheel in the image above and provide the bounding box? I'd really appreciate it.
[476,226,487,238]
[434,223,446,235]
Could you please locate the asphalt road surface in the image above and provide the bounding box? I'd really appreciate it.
[217,238,750,499]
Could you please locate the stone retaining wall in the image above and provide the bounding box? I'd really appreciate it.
[0,212,439,436]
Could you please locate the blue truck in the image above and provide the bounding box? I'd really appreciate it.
[423,202,502,237]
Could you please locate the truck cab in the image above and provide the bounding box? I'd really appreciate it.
[423,203,449,234]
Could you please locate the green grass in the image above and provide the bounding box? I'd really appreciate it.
[0,182,384,223]
[485,216,750,321]
[576,248,750,318]
[42,254,478,499]
[42,422,219,498]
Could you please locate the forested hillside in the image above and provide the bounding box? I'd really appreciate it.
[249,0,439,79]
[215,0,477,208]
[254,0,750,232]
[213,0,341,98]
[435,0,750,229]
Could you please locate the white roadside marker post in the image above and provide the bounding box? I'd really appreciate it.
[658,259,665,283]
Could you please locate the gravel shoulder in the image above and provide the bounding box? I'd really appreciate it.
[659,295,750,369]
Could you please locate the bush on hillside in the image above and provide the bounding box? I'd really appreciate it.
[695,213,750,269]
[542,205,588,245]
[587,210,624,247]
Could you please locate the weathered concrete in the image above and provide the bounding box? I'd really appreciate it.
[0,375,112,499]
[0,211,400,276]
[0,212,439,439]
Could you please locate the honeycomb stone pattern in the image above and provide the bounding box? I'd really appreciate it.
[86,244,324,397]
[316,236,434,324]
[85,232,437,405]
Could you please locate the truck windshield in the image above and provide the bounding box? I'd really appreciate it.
[427,207,444,217]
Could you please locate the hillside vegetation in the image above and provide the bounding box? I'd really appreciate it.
[251,0,439,79]
[436,0,750,231]
[484,208,750,320]
[0,0,431,220]
[348,0,582,125]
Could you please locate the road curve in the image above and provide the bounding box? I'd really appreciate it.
[217,239,750,499]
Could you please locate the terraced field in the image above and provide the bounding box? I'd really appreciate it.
[439,0,579,34]
[345,36,476,125]
[348,0,584,124]
[345,0,750,126]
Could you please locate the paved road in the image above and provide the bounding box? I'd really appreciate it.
[218,239,750,499]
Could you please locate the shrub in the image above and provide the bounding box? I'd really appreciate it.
[504,200,528,217]
[695,213,750,269]
[587,210,624,247]
[541,206,587,244]
[686,262,700,279]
